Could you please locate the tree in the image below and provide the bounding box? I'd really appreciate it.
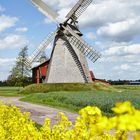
[39,51,48,63]
[8,46,32,86]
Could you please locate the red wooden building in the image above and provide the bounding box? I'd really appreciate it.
[32,60,50,84]
[90,71,95,81]
[32,60,96,84]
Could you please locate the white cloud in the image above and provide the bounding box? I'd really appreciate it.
[113,64,130,71]
[42,0,140,42]
[103,43,140,56]
[133,62,140,66]
[15,27,28,32]
[0,58,15,67]
[0,34,29,50]
[44,18,51,24]
[0,15,18,32]
[96,42,140,77]
[0,58,16,81]
[79,1,132,27]
[97,18,140,41]
[86,32,96,40]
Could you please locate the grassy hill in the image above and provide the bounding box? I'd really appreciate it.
[19,82,116,94]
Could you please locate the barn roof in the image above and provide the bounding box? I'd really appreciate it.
[32,59,50,70]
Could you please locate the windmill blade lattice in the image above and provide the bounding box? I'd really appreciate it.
[68,36,101,63]
[25,31,57,67]
[66,0,93,21]
[63,25,101,63]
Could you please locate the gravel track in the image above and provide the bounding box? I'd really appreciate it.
[0,96,78,126]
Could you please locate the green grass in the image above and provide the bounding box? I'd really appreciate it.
[21,89,140,116]
[114,85,140,90]
[0,87,23,97]
[1,84,140,117]
[19,83,116,94]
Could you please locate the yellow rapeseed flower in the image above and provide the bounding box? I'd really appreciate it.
[0,101,140,140]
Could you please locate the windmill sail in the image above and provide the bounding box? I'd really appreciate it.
[25,31,57,67]
[31,0,59,22]
[68,36,101,63]
[66,0,93,21]
[63,25,101,63]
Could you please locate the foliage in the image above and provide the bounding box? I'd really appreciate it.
[0,101,140,139]
[19,83,116,94]
[8,46,32,87]
[21,89,140,116]
[39,51,48,63]
[108,79,140,85]
[10,46,29,77]
[7,76,32,87]
[0,80,8,87]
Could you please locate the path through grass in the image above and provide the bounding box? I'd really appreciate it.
[1,85,140,116]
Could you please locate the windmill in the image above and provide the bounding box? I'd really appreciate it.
[26,0,101,83]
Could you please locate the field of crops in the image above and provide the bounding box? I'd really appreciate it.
[1,101,140,139]
[114,85,140,90]
[21,85,140,116]
[0,85,140,116]
[0,87,22,96]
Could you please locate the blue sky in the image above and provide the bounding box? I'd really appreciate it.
[0,0,140,81]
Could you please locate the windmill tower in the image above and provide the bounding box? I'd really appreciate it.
[26,0,101,83]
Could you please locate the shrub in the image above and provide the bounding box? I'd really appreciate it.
[0,101,140,139]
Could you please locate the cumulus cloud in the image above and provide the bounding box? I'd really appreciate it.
[133,62,140,66]
[0,58,15,67]
[42,0,140,42]
[0,15,18,32]
[97,18,140,42]
[0,34,29,50]
[97,41,140,68]
[110,61,140,80]
[79,1,131,27]
[86,32,96,40]
[0,58,16,80]
[103,43,140,56]
[113,64,130,71]
[15,27,28,32]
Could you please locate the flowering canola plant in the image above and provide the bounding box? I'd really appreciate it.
[0,101,140,140]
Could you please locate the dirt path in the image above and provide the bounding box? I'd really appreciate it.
[0,96,78,126]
